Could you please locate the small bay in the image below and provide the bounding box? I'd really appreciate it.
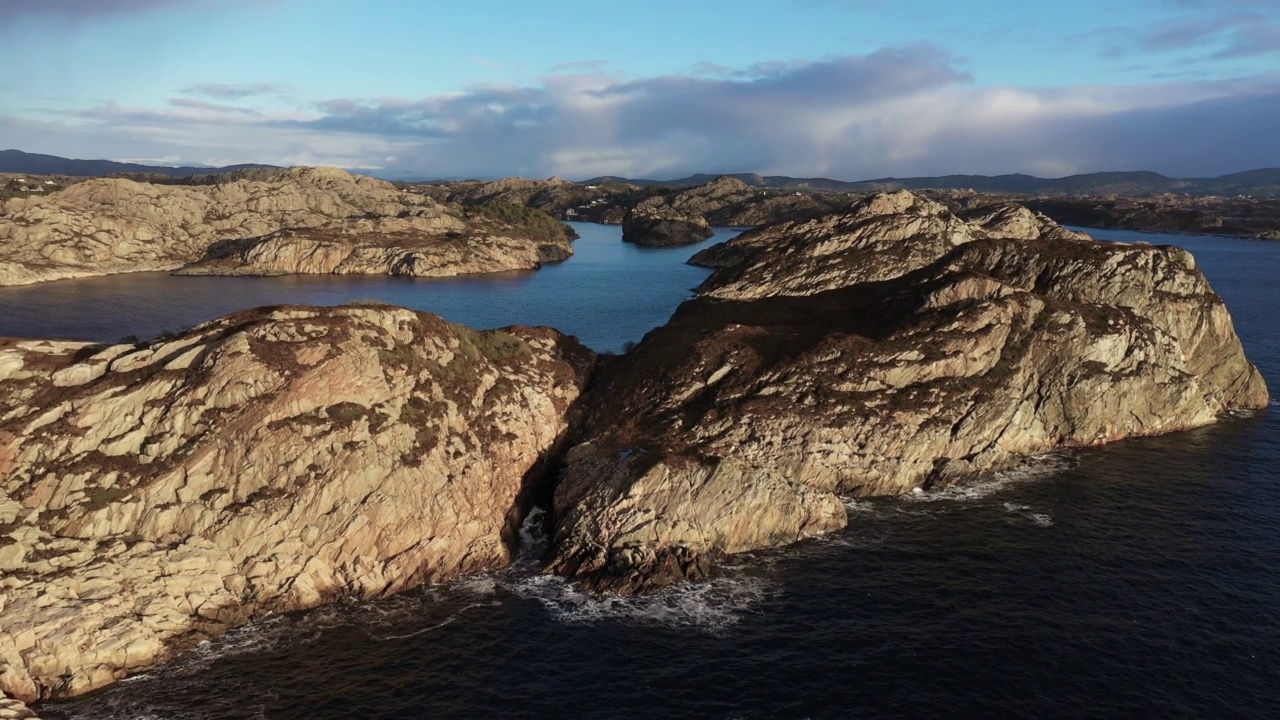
[0,223,743,353]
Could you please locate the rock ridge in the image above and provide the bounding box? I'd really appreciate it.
[548,191,1268,593]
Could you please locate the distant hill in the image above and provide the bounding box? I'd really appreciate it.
[0,149,278,178]
[584,169,1280,198]
[6,150,1278,197]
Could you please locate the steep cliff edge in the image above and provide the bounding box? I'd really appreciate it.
[621,195,714,247]
[0,305,593,702]
[549,192,1268,593]
[0,167,573,286]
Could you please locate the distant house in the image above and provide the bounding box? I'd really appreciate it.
[565,208,579,218]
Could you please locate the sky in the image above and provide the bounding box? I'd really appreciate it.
[0,0,1277,180]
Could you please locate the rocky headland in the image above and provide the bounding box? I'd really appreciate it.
[546,191,1269,592]
[0,305,592,702]
[689,191,1089,300]
[0,167,574,286]
[0,190,1269,705]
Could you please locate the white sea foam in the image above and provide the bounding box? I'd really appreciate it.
[902,452,1078,503]
[842,497,884,514]
[1029,513,1055,527]
[501,571,774,633]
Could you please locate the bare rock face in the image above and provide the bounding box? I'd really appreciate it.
[621,195,714,247]
[0,694,38,719]
[0,305,593,702]
[548,194,1268,593]
[690,191,1090,300]
[178,212,572,278]
[0,167,573,286]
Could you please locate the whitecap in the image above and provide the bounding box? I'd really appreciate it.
[502,571,774,633]
[903,452,1077,503]
[841,497,884,515]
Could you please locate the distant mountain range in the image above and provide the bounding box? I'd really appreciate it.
[0,149,278,179]
[584,170,1280,198]
[4,149,1278,198]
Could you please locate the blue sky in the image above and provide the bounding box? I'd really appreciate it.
[0,0,1277,179]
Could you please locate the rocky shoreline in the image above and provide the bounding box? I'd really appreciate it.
[0,168,575,287]
[0,190,1269,704]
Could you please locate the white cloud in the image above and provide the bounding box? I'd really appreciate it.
[3,48,1278,179]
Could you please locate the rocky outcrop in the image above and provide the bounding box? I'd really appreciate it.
[1023,195,1280,241]
[690,191,1088,300]
[0,694,38,719]
[621,196,714,247]
[652,175,848,227]
[0,167,573,286]
[439,176,595,212]
[178,213,572,277]
[0,305,593,702]
[548,192,1268,593]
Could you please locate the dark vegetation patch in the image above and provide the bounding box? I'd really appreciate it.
[326,402,371,428]
[465,202,576,243]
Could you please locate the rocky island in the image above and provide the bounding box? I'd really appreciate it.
[547,191,1269,592]
[0,167,575,286]
[0,191,1268,708]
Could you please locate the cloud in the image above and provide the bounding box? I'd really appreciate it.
[4,47,1278,180]
[168,98,262,115]
[181,82,290,100]
[0,0,197,22]
[1142,12,1280,58]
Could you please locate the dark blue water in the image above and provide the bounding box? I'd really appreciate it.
[33,228,1280,719]
[0,223,740,354]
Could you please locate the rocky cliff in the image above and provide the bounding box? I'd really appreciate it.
[690,191,1088,300]
[0,167,574,286]
[621,195,715,247]
[0,305,593,702]
[548,192,1269,593]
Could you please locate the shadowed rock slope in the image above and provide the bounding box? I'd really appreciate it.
[548,192,1268,593]
[0,305,593,702]
[621,195,714,247]
[0,167,574,286]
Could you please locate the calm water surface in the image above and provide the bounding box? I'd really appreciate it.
[0,222,741,353]
[32,227,1280,719]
